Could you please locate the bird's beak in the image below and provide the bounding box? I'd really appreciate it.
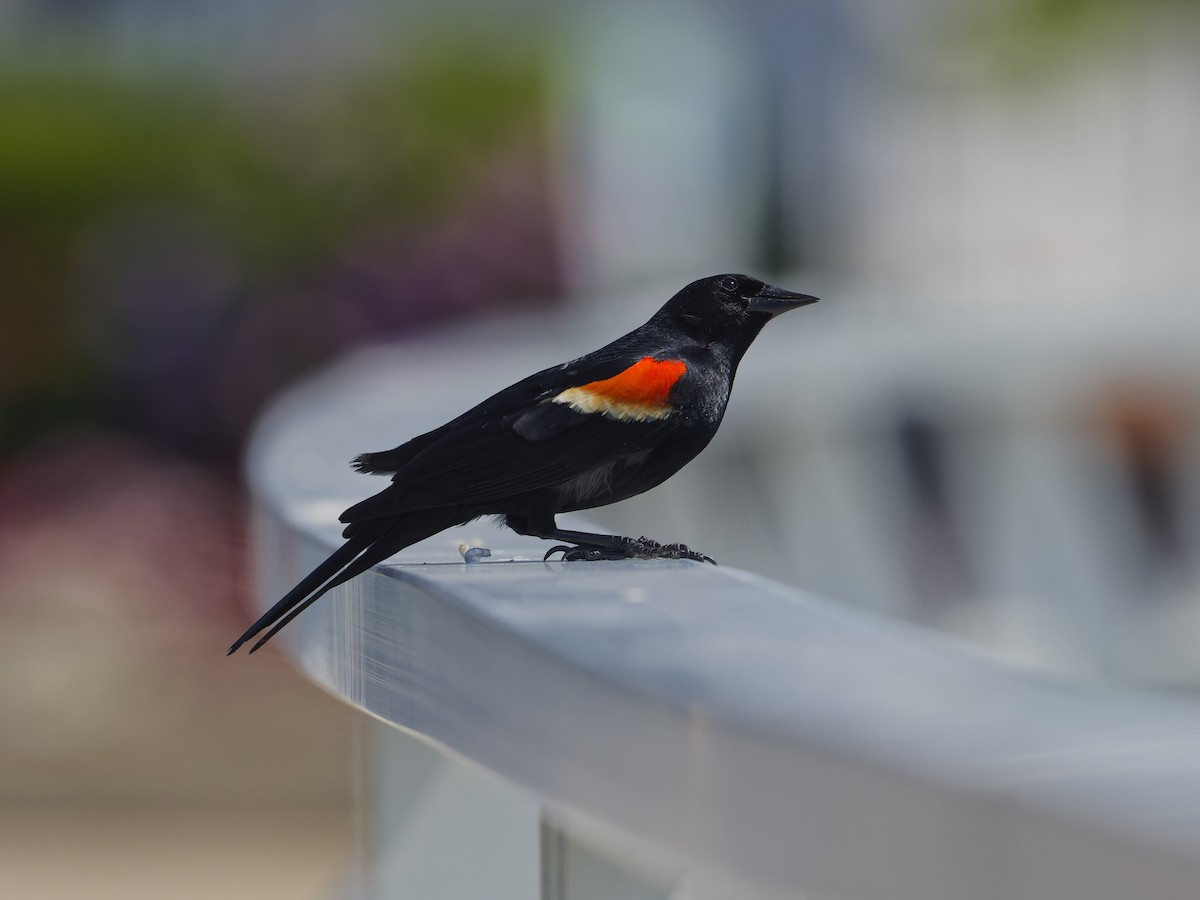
[748,283,819,317]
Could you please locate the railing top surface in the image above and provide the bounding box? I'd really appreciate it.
[246,311,1200,900]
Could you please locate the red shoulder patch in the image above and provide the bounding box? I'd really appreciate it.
[553,357,687,421]
[581,357,687,406]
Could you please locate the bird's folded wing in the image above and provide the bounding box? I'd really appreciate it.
[339,349,692,523]
[339,410,673,523]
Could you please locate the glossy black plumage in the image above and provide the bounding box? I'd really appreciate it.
[229,274,817,654]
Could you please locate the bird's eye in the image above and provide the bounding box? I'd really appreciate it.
[720,276,739,293]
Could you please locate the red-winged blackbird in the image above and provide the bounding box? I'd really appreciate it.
[230,274,817,654]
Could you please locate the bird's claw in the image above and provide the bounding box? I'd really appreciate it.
[544,537,716,564]
[659,542,717,564]
[621,537,715,563]
[615,535,658,558]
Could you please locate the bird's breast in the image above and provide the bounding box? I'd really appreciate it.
[554,449,654,508]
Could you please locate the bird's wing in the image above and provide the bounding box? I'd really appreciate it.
[350,348,641,474]
[340,352,690,523]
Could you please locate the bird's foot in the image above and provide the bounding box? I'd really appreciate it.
[658,542,717,565]
[544,537,716,564]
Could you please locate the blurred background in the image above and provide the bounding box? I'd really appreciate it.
[3,0,1200,896]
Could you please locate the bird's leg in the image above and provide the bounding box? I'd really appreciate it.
[507,515,715,564]
[548,534,716,564]
[542,528,658,561]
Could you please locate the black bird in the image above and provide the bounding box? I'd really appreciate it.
[229,274,817,654]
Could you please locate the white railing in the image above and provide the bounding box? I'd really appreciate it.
[247,304,1200,900]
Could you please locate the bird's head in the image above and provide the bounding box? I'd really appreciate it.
[657,274,818,356]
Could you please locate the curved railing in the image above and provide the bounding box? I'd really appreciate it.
[247,313,1200,900]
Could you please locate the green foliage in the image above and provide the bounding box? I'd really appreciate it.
[0,41,544,268]
[0,34,549,454]
[946,0,1199,82]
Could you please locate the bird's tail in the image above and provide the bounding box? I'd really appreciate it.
[228,509,463,655]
